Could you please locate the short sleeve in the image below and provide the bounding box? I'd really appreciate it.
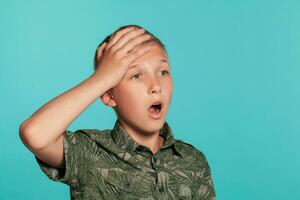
[194,149,216,200]
[35,129,84,188]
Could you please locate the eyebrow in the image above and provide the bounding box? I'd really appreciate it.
[129,59,169,69]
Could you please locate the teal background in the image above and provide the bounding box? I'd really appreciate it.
[1,0,299,199]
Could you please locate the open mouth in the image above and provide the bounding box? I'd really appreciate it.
[148,102,162,114]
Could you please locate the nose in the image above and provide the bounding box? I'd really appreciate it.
[148,76,162,94]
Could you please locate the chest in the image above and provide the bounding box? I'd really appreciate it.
[78,149,206,199]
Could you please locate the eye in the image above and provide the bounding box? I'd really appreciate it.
[131,73,141,79]
[160,70,170,76]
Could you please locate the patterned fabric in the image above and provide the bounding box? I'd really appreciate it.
[35,119,216,199]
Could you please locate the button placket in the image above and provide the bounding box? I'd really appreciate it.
[156,158,160,165]
[152,156,160,166]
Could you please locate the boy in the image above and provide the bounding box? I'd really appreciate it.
[19,25,216,199]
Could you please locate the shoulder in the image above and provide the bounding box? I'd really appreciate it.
[64,128,112,145]
[78,128,111,137]
[174,138,203,156]
[174,139,210,166]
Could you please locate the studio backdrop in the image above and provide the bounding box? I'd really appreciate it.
[1,0,299,199]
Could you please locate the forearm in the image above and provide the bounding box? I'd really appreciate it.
[20,27,151,151]
[19,73,110,150]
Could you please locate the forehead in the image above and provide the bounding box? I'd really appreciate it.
[129,44,169,68]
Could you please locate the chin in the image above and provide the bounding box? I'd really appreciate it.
[142,118,165,133]
[119,111,166,135]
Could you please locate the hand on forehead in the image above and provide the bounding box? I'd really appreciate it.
[107,26,154,51]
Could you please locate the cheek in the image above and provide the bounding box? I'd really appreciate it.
[114,84,145,108]
[163,79,173,96]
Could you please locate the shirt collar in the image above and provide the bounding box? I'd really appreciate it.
[111,119,183,157]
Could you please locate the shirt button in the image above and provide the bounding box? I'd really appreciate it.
[159,187,164,192]
[152,157,160,165]
[123,181,130,188]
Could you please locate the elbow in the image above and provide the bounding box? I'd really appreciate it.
[19,120,31,145]
[19,121,46,151]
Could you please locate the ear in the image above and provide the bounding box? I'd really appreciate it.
[100,89,117,107]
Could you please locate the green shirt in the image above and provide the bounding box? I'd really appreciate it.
[35,119,216,200]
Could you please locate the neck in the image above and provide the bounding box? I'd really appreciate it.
[119,120,164,155]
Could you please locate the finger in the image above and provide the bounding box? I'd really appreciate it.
[126,45,151,65]
[106,26,136,50]
[120,33,152,54]
[96,42,107,60]
[110,28,145,52]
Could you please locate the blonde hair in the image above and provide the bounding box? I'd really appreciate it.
[93,24,168,71]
